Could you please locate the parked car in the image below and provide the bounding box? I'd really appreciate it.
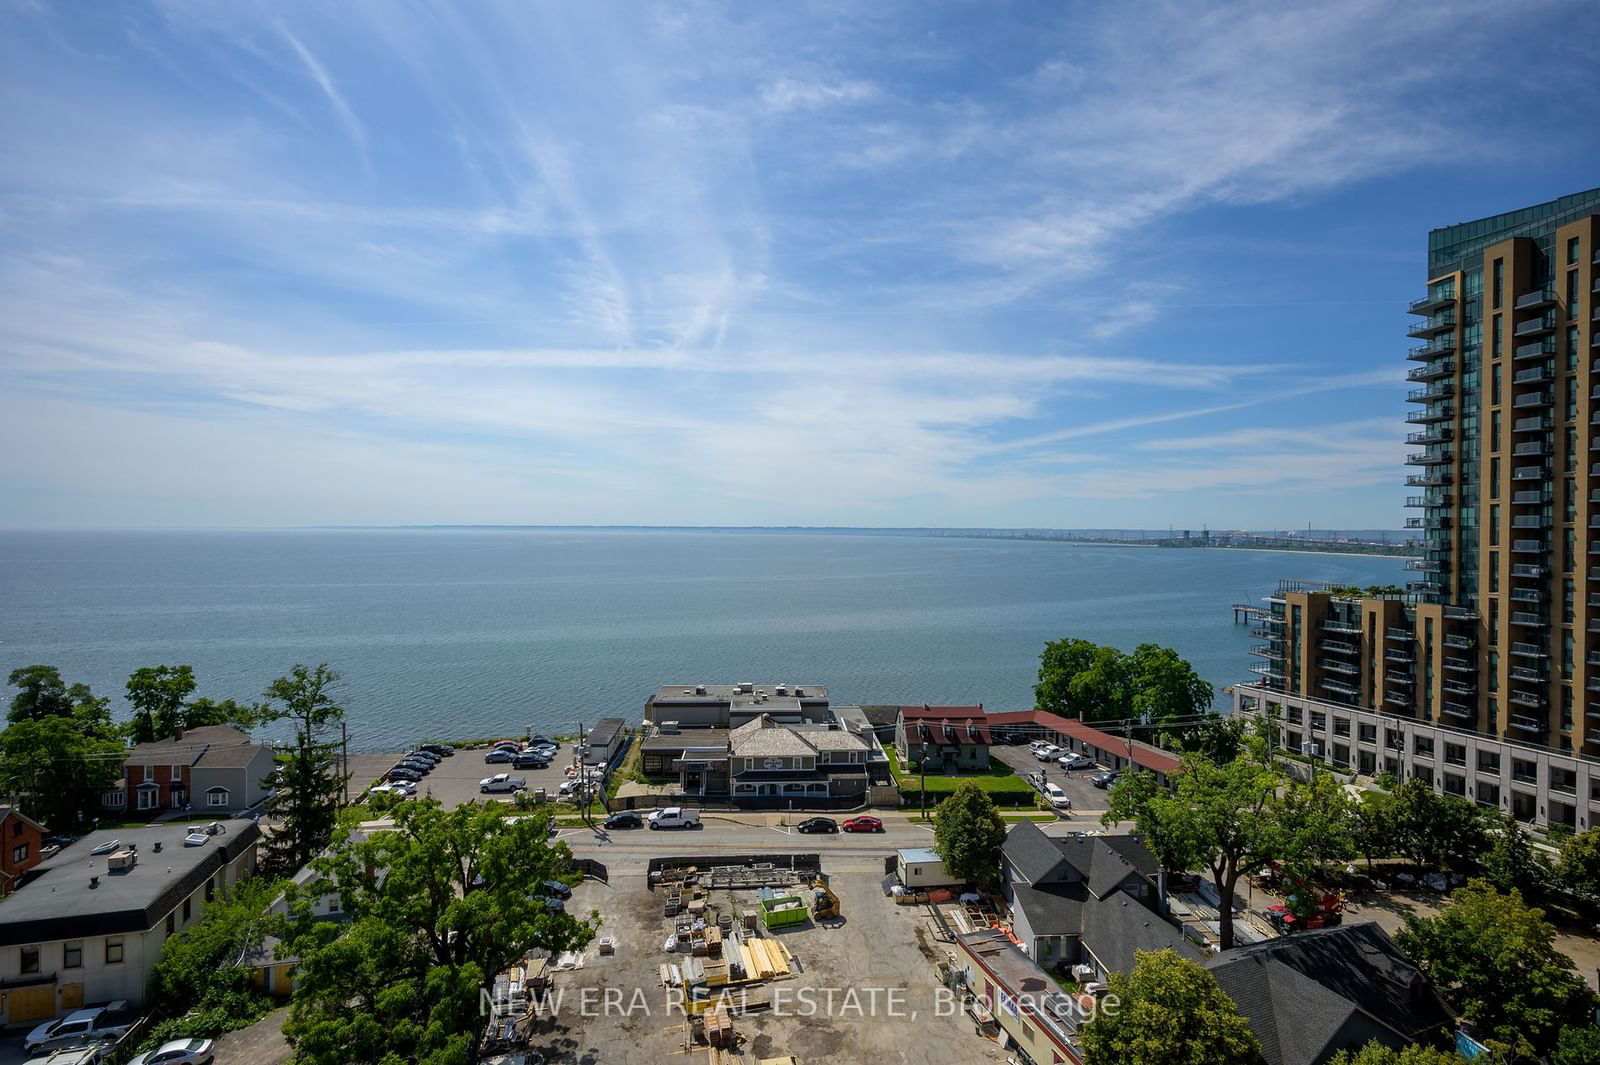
[420,743,454,756]
[407,750,441,765]
[32,1047,113,1065]
[387,767,423,782]
[1090,770,1121,789]
[492,740,522,751]
[1058,754,1096,770]
[841,815,884,833]
[648,807,701,830]
[484,749,515,764]
[1043,783,1072,809]
[25,1008,133,1056]
[796,816,838,834]
[528,743,558,757]
[479,773,528,794]
[512,753,549,770]
[543,878,574,899]
[533,895,565,912]
[604,810,643,829]
[528,734,557,747]
[128,1038,216,1065]
[1034,745,1061,761]
[397,758,433,773]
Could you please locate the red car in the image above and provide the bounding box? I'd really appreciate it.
[841,816,884,833]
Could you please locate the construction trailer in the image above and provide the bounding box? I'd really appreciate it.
[895,847,963,889]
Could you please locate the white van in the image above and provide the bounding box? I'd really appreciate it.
[1043,783,1072,809]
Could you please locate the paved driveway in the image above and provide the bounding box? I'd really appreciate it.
[216,1008,290,1065]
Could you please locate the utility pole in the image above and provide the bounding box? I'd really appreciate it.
[341,721,350,808]
[1124,721,1133,768]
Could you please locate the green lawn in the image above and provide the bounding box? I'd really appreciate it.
[885,748,1018,791]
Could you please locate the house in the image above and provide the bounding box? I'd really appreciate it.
[0,819,260,1026]
[111,726,276,815]
[582,718,629,767]
[1001,821,1198,974]
[897,706,993,772]
[895,848,963,889]
[728,715,871,801]
[1205,923,1454,1065]
[645,682,831,730]
[956,928,1086,1064]
[0,806,45,894]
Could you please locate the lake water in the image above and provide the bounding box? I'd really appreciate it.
[0,528,1406,751]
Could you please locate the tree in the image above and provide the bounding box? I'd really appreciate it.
[7,665,72,721]
[1479,812,1550,896]
[1326,1041,1466,1065]
[1349,790,1396,873]
[1386,779,1485,870]
[1395,880,1591,1057]
[933,782,1006,892]
[1036,638,1118,720]
[125,664,198,743]
[0,703,126,831]
[1551,1025,1600,1065]
[282,801,595,1065]
[1077,948,1261,1065]
[1181,716,1246,764]
[1554,826,1600,899]
[1127,643,1213,728]
[257,664,346,873]
[1277,769,1357,884]
[144,876,282,1045]
[183,697,258,731]
[1105,748,1285,949]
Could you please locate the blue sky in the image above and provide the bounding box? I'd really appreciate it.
[2,1,1597,530]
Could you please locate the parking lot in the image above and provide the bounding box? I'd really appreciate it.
[345,742,595,811]
[988,741,1123,820]
[529,865,1009,1065]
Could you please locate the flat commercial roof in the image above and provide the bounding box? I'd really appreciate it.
[650,683,829,708]
[0,819,260,946]
[897,848,942,865]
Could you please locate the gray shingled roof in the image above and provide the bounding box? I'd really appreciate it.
[730,715,818,757]
[1002,821,1156,900]
[1205,923,1453,1065]
[1081,893,1206,977]
[1003,820,1069,885]
[1011,881,1088,937]
[126,725,264,769]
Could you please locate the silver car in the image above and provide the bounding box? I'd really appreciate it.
[128,1039,216,1065]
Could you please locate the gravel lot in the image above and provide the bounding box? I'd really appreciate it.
[532,868,1008,1065]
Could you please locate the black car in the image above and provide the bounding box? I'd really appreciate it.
[796,817,838,834]
[604,811,643,829]
[543,878,574,900]
[512,753,549,770]
[1091,770,1121,789]
[420,743,454,757]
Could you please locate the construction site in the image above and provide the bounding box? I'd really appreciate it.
[513,854,1010,1065]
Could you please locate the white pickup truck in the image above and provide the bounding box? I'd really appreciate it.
[479,773,528,794]
[647,807,701,830]
[24,1006,132,1056]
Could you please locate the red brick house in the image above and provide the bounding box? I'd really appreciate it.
[112,726,275,815]
[0,806,45,894]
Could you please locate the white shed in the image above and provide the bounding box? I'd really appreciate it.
[895,847,963,889]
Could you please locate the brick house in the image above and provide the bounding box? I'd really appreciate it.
[0,806,45,894]
[111,726,276,815]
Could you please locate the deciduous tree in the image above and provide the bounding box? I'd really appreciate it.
[1479,812,1550,896]
[183,696,259,731]
[1105,748,1285,949]
[1326,1041,1466,1065]
[933,781,1006,892]
[144,876,282,1045]
[1035,638,1211,727]
[1127,643,1213,727]
[283,801,595,1065]
[1386,778,1485,870]
[125,664,198,743]
[1395,879,1591,1058]
[1077,948,1261,1065]
[1554,826,1600,899]
[0,694,125,831]
[257,664,346,873]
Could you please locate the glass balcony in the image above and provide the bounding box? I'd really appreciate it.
[1511,440,1551,457]
[1515,338,1557,360]
[1514,284,1557,311]
[1406,451,1453,466]
[1508,690,1547,710]
[1408,290,1455,315]
[1511,390,1551,409]
[1407,314,1456,338]
[1405,473,1453,487]
[1406,405,1453,424]
[1407,383,1455,403]
[1510,539,1548,553]
[1511,489,1549,504]
[1443,633,1472,649]
[1407,426,1452,444]
[1509,641,1548,658]
[1407,360,1455,382]
[1442,702,1474,719]
[1512,365,1554,385]
[1508,714,1547,733]
[1408,337,1457,360]
[1514,313,1557,337]
[1512,415,1551,432]
[1510,611,1547,627]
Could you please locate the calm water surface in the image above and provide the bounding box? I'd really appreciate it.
[0,529,1406,750]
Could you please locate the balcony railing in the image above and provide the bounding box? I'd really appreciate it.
[1406,427,1453,444]
[1321,639,1359,656]
[1407,313,1457,338]
[1511,465,1548,480]
[1512,365,1555,385]
[1443,702,1474,719]
[1510,539,1549,553]
[1408,384,1455,403]
[1510,563,1545,577]
[1511,514,1550,529]
[1406,451,1453,466]
[1405,473,1453,487]
[1513,415,1552,433]
[1385,671,1416,686]
[1385,627,1412,642]
[1511,441,1552,457]
[1509,690,1547,709]
[1515,338,1557,360]
[1321,618,1362,635]
[1406,405,1453,424]
[1509,641,1548,658]
[1443,657,1475,673]
[1511,611,1548,627]
[1408,337,1457,359]
[1514,285,1557,311]
[1508,714,1547,734]
[1514,313,1557,337]
[1511,666,1546,684]
[1512,489,1550,504]
[1443,633,1472,649]
[1404,517,1422,529]
[1407,360,1455,382]
[1408,289,1455,314]
[1512,390,1552,408]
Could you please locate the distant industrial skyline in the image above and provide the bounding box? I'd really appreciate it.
[2,2,1597,529]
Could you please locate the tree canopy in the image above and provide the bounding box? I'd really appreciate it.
[0,668,123,831]
[1382,779,1486,870]
[1077,948,1261,1065]
[1395,879,1591,1058]
[1035,638,1211,726]
[1326,1042,1466,1065]
[1555,826,1600,899]
[933,781,1006,893]
[283,801,596,1065]
[126,664,198,743]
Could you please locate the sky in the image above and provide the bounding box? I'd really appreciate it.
[1,1,1597,531]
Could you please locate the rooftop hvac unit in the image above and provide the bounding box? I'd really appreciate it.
[106,848,138,872]
[794,687,806,696]
[695,685,707,695]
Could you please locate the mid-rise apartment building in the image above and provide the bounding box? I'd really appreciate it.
[1239,189,1600,829]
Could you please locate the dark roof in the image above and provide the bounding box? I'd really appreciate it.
[1081,893,1205,977]
[858,705,902,728]
[0,819,261,946]
[894,707,1181,774]
[0,807,44,834]
[126,726,267,770]
[1205,923,1453,1065]
[1011,881,1087,937]
[1002,822,1157,898]
[642,729,730,753]
[587,718,626,746]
